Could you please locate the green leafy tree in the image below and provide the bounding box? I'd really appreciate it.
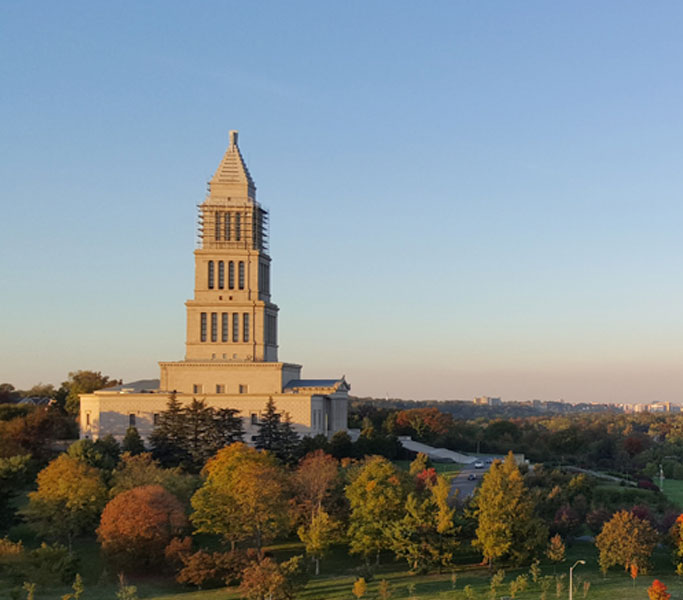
[67,436,121,472]
[62,370,120,416]
[191,443,289,550]
[389,475,459,573]
[115,574,138,600]
[0,454,30,529]
[22,454,107,548]
[297,509,340,575]
[595,509,658,575]
[346,455,407,565]
[121,427,145,455]
[109,452,197,506]
[473,452,547,568]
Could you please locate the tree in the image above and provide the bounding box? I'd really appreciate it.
[121,427,145,455]
[346,455,407,564]
[648,579,671,600]
[184,398,217,467]
[239,555,306,600]
[253,397,281,451]
[115,574,138,600]
[190,443,289,550]
[395,408,450,440]
[388,475,459,573]
[67,436,120,472]
[473,452,547,568]
[0,454,30,529]
[546,534,565,569]
[297,509,339,575]
[23,454,107,548]
[211,407,245,448]
[275,412,301,464]
[329,430,353,459]
[109,452,197,506]
[150,394,191,467]
[97,484,187,570]
[60,573,84,600]
[352,577,367,600]
[294,450,339,521]
[595,509,658,575]
[62,370,120,416]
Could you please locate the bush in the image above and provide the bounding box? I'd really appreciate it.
[177,549,255,588]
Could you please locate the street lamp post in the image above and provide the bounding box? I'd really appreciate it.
[569,560,586,600]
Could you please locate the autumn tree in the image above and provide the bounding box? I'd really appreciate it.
[648,579,671,600]
[97,484,187,570]
[389,475,459,573]
[473,452,547,568]
[23,454,108,548]
[62,370,121,416]
[395,408,450,440]
[190,443,289,550]
[595,509,658,575]
[346,455,407,564]
[293,450,339,521]
[546,534,565,570]
[239,555,306,600]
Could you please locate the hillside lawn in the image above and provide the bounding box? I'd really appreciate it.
[662,479,683,509]
[4,537,683,600]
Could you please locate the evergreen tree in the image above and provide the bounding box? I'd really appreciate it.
[150,394,190,467]
[253,397,281,452]
[184,399,216,468]
[121,427,145,455]
[275,412,301,464]
[212,408,245,448]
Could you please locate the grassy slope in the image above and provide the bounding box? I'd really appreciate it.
[4,540,683,600]
[662,479,683,509]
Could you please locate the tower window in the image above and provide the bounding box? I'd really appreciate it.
[238,261,245,289]
[233,313,239,342]
[214,211,221,241]
[221,312,228,342]
[208,261,215,289]
[211,312,218,342]
[218,261,224,289]
[243,313,250,342]
[235,213,241,241]
[225,212,231,241]
[228,261,235,289]
[200,312,207,342]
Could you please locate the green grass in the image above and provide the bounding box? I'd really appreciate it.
[662,478,683,509]
[4,540,683,600]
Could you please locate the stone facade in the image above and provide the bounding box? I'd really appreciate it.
[80,132,349,442]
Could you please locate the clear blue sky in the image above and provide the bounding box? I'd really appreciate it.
[2,1,683,404]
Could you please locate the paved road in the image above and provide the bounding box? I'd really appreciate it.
[449,457,503,500]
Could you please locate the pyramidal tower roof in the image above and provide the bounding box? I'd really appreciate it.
[209,130,256,198]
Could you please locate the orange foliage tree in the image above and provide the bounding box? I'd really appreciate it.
[293,450,339,522]
[395,408,450,439]
[97,484,187,570]
[648,579,671,600]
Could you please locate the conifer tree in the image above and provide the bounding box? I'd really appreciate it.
[212,407,245,447]
[121,427,145,455]
[253,397,281,451]
[150,394,190,467]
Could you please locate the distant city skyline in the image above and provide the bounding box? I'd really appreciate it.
[3,2,683,404]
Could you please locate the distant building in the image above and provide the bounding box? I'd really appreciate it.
[80,132,349,442]
[473,396,502,406]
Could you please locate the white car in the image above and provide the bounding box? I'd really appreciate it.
[474,460,484,469]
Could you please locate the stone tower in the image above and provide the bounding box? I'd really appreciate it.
[185,131,278,362]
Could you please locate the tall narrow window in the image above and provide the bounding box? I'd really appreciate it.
[243,313,250,342]
[208,261,215,289]
[200,313,207,342]
[224,212,231,241]
[233,313,239,342]
[129,414,136,426]
[211,312,218,342]
[221,313,228,342]
[218,261,224,289]
[228,261,235,289]
[238,261,245,290]
[214,211,220,241]
[235,213,241,241]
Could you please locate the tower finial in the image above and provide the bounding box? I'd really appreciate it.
[229,130,239,148]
